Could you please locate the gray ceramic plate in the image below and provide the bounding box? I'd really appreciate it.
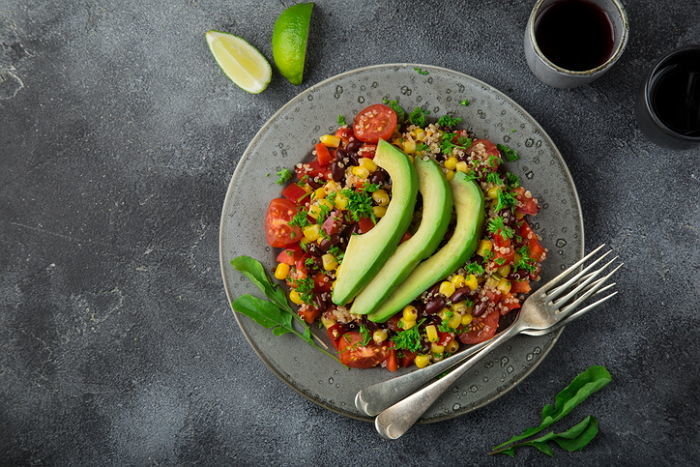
[219,64,583,423]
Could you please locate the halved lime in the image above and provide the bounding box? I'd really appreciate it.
[271,2,314,85]
[205,30,272,94]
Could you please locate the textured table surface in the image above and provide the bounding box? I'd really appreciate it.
[1,0,699,465]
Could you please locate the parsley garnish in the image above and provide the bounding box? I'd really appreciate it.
[292,277,315,304]
[514,246,538,273]
[304,257,316,267]
[391,320,425,352]
[497,144,520,162]
[328,245,344,262]
[382,98,406,122]
[440,132,471,155]
[495,189,517,212]
[362,183,380,193]
[438,320,457,333]
[436,114,463,128]
[488,216,515,238]
[414,67,429,75]
[337,114,346,126]
[316,202,331,224]
[494,257,506,265]
[275,168,294,185]
[462,171,479,182]
[359,324,372,346]
[486,172,504,185]
[465,262,485,275]
[341,189,375,222]
[289,210,310,228]
[408,107,430,127]
[487,154,500,167]
[416,143,429,153]
[459,99,470,106]
[505,172,521,188]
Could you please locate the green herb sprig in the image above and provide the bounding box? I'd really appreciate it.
[275,168,293,184]
[497,143,520,162]
[382,98,406,122]
[391,319,425,352]
[408,107,430,127]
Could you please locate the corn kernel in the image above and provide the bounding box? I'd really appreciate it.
[464,274,479,290]
[334,193,348,210]
[448,314,462,329]
[372,329,389,344]
[308,199,333,219]
[372,206,387,218]
[415,354,431,368]
[351,166,370,178]
[450,274,465,287]
[402,319,416,330]
[444,157,458,170]
[431,343,445,354]
[274,263,290,280]
[322,253,338,271]
[477,239,493,257]
[486,186,500,199]
[302,224,321,242]
[485,276,500,289]
[425,325,439,342]
[324,180,341,193]
[438,308,451,320]
[461,313,473,326]
[452,301,468,314]
[319,134,341,147]
[439,281,456,297]
[497,265,511,277]
[445,169,455,181]
[455,161,469,173]
[289,290,304,305]
[358,157,377,172]
[410,128,426,140]
[402,305,418,322]
[321,315,336,329]
[402,139,416,154]
[391,137,403,147]
[372,189,390,206]
[313,187,326,199]
[446,340,460,353]
[497,278,512,294]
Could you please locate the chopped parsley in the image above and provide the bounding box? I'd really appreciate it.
[462,170,479,182]
[438,320,457,333]
[440,132,472,155]
[487,154,500,167]
[315,202,332,224]
[494,257,507,265]
[275,168,294,185]
[514,246,538,273]
[304,257,316,267]
[327,245,344,262]
[487,216,515,238]
[391,320,425,352]
[436,114,463,128]
[292,277,315,304]
[337,114,346,126]
[414,66,430,75]
[505,172,521,188]
[289,210,310,228]
[459,99,470,106]
[486,172,504,185]
[362,183,380,193]
[497,144,520,162]
[495,189,517,212]
[382,98,406,122]
[465,262,485,275]
[341,189,375,222]
[416,143,429,153]
[408,107,430,127]
[359,324,372,346]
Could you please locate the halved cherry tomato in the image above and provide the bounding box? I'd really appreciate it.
[315,143,334,167]
[511,280,531,294]
[519,222,546,262]
[467,138,500,156]
[299,305,321,324]
[313,272,332,292]
[514,186,539,215]
[459,309,500,345]
[295,160,332,181]
[437,332,454,347]
[337,331,389,368]
[500,293,521,315]
[327,324,343,350]
[386,348,399,372]
[399,350,416,368]
[281,183,307,204]
[353,104,398,143]
[276,245,304,265]
[358,144,376,159]
[335,127,354,144]
[265,198,302,248]
[493,232,515,265]
[357,217,375,233]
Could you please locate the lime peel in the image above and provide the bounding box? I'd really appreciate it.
[205,30,272,94]
[271,2,314,85]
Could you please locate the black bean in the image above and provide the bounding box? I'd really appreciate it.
[473,301,488,317]
[318,236,338,252]
[314,295,329,312]
[306,243,323,257]
[330,162,345,182]
[307,178,323,189]
[425,296,446,314]
[450,287,471,303]
[346,140,362,153]
[369,169,387,186]
[346,152,360,166]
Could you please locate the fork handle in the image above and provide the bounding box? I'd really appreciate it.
[374,324,521,439]
[355,338,493,416]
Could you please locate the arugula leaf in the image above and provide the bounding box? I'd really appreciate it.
[436,114,463,128]
[382,98,406,122]
[459,99,470,106]
[230,256,292,313]
[497,143,520,162]
[414,66,429,75]
[408,107,430,127]
[337,114,346,126]
[491,366,612,453]
[495,416,599,457]
[233,294,293,334]
[275,168,294,185]
[391,320,424,352]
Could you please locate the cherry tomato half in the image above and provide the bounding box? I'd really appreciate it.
[459,310,500,345]
[337,331,389,368]
[265,198,302,248]
[352,104,398,143]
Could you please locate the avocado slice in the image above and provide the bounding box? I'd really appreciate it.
[331,140,418,305]
[368,172,485,322]
[350,157,453,315]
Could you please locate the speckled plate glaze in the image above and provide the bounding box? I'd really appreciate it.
[219,64,584,423]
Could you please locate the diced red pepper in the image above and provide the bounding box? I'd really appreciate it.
[299,305,321,324]
[511,280,531,294]
[276,245,305,265]
[386,348,399,372]
[315,143,333,167]
[357,217,375,233]
[335,127,354,144]
[514,186,539,215]
[281,183,308,204]
[358,144,376,158]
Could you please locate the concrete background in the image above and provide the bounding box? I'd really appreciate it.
[1,0,698,465]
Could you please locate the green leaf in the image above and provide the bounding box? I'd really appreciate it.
[497,143,520,161]
[230,256,292,313]
[337,114,346,126]
[275,168,294,184]
[491,416,599,457]
[382,98,406,122]
[492,366,611,451]
[232,294,291,330]
[408,107,430,127]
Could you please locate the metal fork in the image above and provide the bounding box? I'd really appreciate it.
[373,245,622,439]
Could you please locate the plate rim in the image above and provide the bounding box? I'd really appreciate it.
[218,63,585,423]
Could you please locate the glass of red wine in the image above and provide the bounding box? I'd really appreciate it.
[635,46,700,150]
[524,0,629,88]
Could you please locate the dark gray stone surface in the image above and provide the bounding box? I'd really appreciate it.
[1,0,698,465]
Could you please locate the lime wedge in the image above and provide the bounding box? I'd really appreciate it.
[205,30,272,94]
[271,2,314,85]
